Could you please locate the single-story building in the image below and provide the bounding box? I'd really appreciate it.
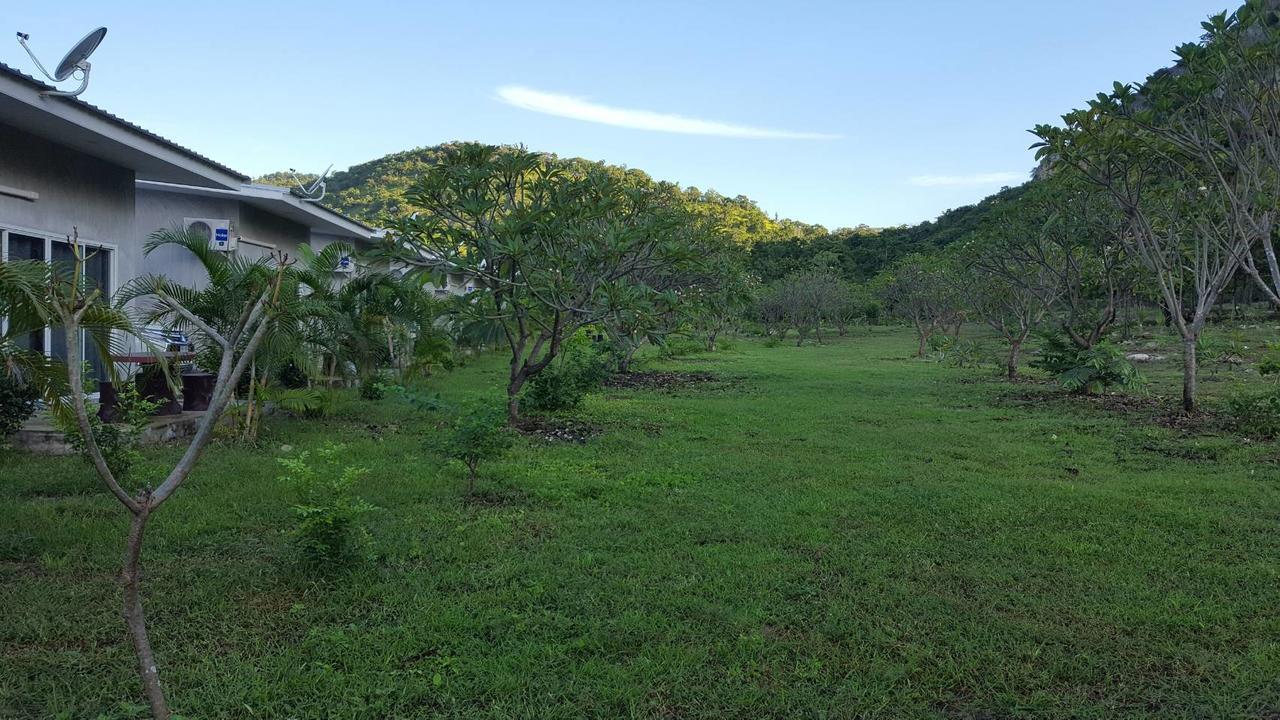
[0,62,378,378]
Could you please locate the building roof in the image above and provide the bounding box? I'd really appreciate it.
[0,62,248,189]
[136,179,380,241]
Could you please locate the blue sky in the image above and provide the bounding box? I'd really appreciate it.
[8,1,1223,228]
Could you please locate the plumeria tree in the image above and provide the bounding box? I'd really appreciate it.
[73,230,289,719]
[874,253,960,357]
[1031,6,1271,411]
[386,143,698,421]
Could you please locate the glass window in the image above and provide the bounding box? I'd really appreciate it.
[6,234,45,352]
[8,234,112,381]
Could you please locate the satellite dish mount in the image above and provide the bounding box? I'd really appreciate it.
[16,27,107,98]
[289,165,332,203]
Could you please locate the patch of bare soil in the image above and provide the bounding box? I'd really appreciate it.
[1001,389,1164,414]
[1151,410,1224,433]
[513,416,601,443]
[604,370,720,391]
[1001,389,1227,434]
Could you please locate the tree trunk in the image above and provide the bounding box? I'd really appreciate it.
[122,506,170,720]
[242,362,256,442]
[1182,336,1198,414]
[1006,339,1023,381]
[706,332,717,353]
[506,368,526,423]
[916,330,929,358]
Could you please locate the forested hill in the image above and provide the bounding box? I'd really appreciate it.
[256,144,826,246]
[256,144,1028,281]
[748,183,1030,282]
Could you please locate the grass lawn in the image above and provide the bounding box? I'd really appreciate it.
[2,327,1279,719]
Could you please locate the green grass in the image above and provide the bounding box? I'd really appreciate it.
[2,328,1279,719]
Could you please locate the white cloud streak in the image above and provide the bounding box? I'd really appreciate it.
[495,85,840,140]
[908,172,1025,187]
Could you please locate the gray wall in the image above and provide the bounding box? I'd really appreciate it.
[0,123,136,265]
[134,188,240,289]
[134,189,311,288]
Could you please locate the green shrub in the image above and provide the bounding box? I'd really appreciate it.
[359,376,387,401]
[275,361,310,389]
[1258,342,1280,376]
[443,400,512,494]
[945,340,989,369]
[262,387,335,419]
[1223,385,1280,438]
[278,443,374,568]
[393,386,449,414]
[926,335,988,368]
[58,383,157,482]
[0,374,39,439]
[657,337,706,359]
[407,327,455,379]
[927,334,953,353]
[1031,332,1141,394]
[523,341,610,413]
[863,300,884,325]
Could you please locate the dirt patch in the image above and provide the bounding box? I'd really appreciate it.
[1151,410,1225,433]
[1002,388,1233,438]
[1002,389,1166,414]
[513,416,601,443]
[604,370,720,391]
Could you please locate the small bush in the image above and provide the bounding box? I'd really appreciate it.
[275,361,310,389]
[926,335,988,368]
[263,387,335,419]
[523,343,610,413]
[278,443,374,568]
[392,386,449,414]
[927,334,953,353]
[0,374,39,439]
[1258,342,1280,376]
[407,328,455,379]
[443,400,512,494]
[1224,385,1280,438]
[359,376,387,401]
[1032,332,1141,394]
[658,337,706,359]
[58,383,157,482]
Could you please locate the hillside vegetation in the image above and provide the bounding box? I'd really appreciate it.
[257,146,1021,282]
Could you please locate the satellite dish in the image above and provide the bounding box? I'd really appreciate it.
[53,27,107,81]
[289,164,332,203]
[15,26,107,97]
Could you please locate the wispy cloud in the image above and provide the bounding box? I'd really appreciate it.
[908,172,1025,188]
[495,85,839,140]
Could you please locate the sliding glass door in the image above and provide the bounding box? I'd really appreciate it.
[3,230,114,384]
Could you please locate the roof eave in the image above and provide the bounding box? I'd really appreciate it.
[0,65,247,189]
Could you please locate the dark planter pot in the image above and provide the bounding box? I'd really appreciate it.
[181,372,215,412]
[97,381,120,423]
[137,371,181,416]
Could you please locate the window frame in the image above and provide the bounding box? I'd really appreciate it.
[1,224,119,362]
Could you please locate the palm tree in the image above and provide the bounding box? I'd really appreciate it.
[2,235,138,408]
[292,242,446,385]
